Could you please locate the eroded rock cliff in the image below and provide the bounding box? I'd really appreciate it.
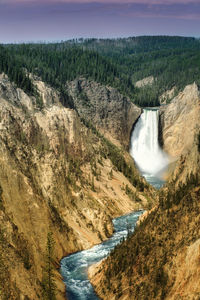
[160,83,200,158]
[90,170,200,300]
[160,82,200,182]
[90,83,200,300]
[0,74,153,299]
[67,78,141,148]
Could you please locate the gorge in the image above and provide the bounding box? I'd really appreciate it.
[60,107,169,298]
[60,211,143,300]
[0,73,153,299]
[0,37,200,300]
[90,83,200,300]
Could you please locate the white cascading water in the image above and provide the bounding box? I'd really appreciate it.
[130,109,168,186]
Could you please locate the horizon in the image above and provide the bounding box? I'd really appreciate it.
[0,1,200,43]
[1,34,199,45]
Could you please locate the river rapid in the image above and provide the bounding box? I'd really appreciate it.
[60,210,144,300]
[60,108,168,299]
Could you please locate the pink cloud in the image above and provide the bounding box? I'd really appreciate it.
[121,10,200,20]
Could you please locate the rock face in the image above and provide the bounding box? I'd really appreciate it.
[160,83,200,159]
[159,86,176,105]
[135,76,154,88]
[67,78,141,148]
[90,172,200,300]
[0,74,153,299]
[89,82,200,300]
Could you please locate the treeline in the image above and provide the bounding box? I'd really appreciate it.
[2,43,134,107]
[64,36,199,57]
[1,36,200,107]
[0,45,36,97]
[68,36,200,106]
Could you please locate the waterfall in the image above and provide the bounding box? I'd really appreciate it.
[130,109,168,187]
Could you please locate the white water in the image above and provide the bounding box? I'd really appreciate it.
[60,211,143,300]
[60,109,168,298]
[130,109,169,188]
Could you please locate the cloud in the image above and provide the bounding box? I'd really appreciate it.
[1,0,200,3]
[117,2,200,20]
[1,1,199,21]
[0,0,199,43]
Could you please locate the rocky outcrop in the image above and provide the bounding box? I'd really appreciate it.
[67,78,141,148]
[159,86,176,105]
[160,83,200,158]
[135,76,154,88]
[159,83,200,182]
[0,74,153,299]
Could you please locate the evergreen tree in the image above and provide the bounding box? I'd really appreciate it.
[1,36,200,108]
[42,232,57,300]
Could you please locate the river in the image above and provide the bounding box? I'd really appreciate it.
[60,210,144,300]
[60,108,168,298]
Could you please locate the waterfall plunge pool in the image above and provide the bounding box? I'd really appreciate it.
[60,210,143,300]
[130,108,169,189]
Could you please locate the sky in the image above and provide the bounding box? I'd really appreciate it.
[0,0,199,43]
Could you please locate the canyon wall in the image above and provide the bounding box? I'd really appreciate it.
[67,78,141,148]
[160,82,200,182]
[0,74,151,299]
[90,83,200,300]
[160,83,200,158]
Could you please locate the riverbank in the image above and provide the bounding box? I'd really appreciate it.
[60,210,144,300]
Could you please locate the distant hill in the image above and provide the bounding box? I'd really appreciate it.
[1,36,200,107]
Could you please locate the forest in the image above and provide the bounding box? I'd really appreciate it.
[1,36,200,107]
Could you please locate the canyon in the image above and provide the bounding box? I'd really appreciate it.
[0,36,200,300]
[0,69,199,299]
[90,83,200,300]
[0,73,153,299]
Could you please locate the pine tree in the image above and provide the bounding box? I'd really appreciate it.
[42,232,57,300]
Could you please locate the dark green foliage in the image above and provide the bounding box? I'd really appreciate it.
[2,36,200,107]
[23,249,32,270]
[101,138,147,191]
[77,36,199,57]
[66,36,200,107]
[0,185,3,210]
[3,43,134,107]
[101,171,200,299]
[159,173,199,209]
[68,158,82,183]
[48,202,72,235]
[197,132,200,152]
[11,226,33,271]
[0,227,6,296]
[81,118,148,191]
[0,45,37,97]
[125,184,141,202]
[42,232,57,300]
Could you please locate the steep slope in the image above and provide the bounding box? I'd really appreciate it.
[160,83,200,182]
[67,78,141,148]
[160,83,200,158]
[90,167,200,300]
[71,37,200,107]
[0,73,154,299]
[4,37,200,108]
[90,83,200,300]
